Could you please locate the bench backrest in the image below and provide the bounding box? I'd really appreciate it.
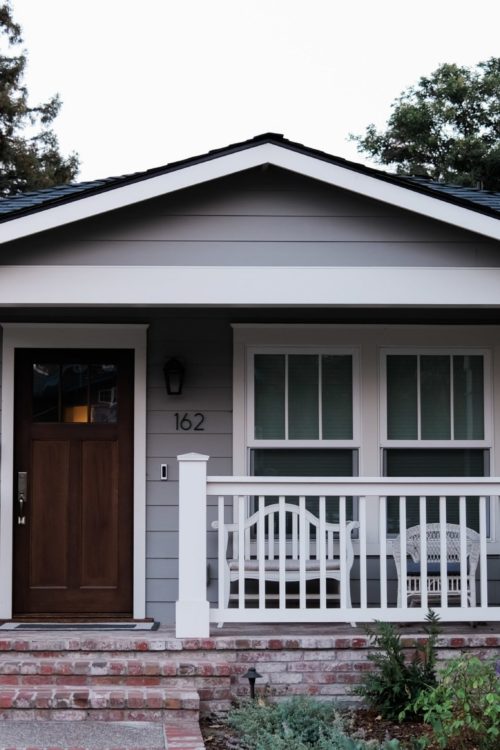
[215,500,358,568]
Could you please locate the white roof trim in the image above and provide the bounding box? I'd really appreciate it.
[1,142,499,243]
[1,265,500,306]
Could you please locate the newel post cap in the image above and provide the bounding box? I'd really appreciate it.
[177,452,209,462]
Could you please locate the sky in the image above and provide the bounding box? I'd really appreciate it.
[8,0,500,181]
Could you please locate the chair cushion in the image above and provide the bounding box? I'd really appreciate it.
[228,559,341,572]
[406,561,462,575]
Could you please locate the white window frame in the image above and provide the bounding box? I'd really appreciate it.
[380,347,493,449]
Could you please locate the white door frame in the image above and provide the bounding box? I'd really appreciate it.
[0,323,148,620]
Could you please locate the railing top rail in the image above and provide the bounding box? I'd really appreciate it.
[206,476,500,497]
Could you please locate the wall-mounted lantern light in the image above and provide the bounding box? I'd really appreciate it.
[242,666,262,700]
[163,358,185,396]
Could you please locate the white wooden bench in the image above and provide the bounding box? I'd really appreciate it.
[212,500,359,624]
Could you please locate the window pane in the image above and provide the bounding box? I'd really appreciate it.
[322,355,353,439]
[33,364,60,422]
[453,356,484,439]
[288,355,319,439]
[252,448,354,476]
[252,448,355,523]
[386,448,485,533]
[90,364,118,423]
[254,355,285,439]
[387,356,417,439]
[62,364,89,423]
[421,356,450,439]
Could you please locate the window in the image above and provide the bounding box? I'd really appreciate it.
[33,362,118,424]
[385,354,484,441]
[251,350,358,445]
[381,350,491,533]
[248,348,359,523]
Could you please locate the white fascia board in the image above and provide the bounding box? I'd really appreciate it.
[1,265,500,306]
[1,143,499,244]
[0,146,273,244]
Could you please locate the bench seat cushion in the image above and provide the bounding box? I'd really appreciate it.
[406,561,462,575]
[228,559,341,572]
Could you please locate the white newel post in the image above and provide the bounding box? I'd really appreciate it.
[175,452,210,638]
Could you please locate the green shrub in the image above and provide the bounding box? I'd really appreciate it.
[412,655,500,749]
[353,611,440,722]
[227,696,401,750]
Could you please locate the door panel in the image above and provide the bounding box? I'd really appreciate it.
[80,441,119,588]
[30,441,70,588]
[13,348,134,617]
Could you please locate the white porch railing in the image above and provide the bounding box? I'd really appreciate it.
[175,453,500,638]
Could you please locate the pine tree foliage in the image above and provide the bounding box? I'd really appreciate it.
[352,59,500,191]
[0,0,79,197]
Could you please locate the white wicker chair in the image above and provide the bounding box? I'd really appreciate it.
[392,523,480,607]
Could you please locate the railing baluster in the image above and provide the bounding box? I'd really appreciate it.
[245,522,250,561]
[379,496,387,609]
[268,510,275,561]
[339,496,347,610]
[327,528,333,559]
[238,495,245,610]
[299,496,306,610]
[439,496,448,608]
[258,495,265,611]
[419,496,427,612]
[399,496,407,610]
[359,496,367,611]
[319,496,326,610]
[218,496,225,613]
[459,496,467,609]
[279,496,286,609]
[292,512,298,560]
[480,496,488,607]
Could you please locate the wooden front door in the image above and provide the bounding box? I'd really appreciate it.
[13,349,134,617]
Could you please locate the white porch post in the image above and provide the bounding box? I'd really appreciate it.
[175,452,210,638]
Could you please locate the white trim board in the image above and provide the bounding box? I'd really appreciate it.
[0,324,148,620]
[2,266,500,306]
[1,142,499,244]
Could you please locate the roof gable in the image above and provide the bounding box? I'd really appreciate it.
[1,133,499,244]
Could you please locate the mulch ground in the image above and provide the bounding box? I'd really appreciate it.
[201,709,477,749]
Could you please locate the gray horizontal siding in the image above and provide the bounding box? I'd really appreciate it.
[32,215,476,243]
[144,314,234,622]
[2,166,497,268]
[5,240,499,267]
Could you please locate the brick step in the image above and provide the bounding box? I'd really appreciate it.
[0,655,232,680]
[0,635,193,652]
[0,685,199,722]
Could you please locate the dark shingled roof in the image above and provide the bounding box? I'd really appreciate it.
[0,133,499,222]
[403,176,500,215]
[0,178,115,215]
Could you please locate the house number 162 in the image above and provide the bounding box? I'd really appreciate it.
[174,412,205,431]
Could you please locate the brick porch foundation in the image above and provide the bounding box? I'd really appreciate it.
[0,625,499,718]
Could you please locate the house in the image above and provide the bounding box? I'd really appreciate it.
[1,132,500,644]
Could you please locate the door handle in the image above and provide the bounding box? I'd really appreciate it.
[17,471,27,526]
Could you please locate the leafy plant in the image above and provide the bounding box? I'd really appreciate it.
[227,696,401,750]
[351,58,500,190]
[354,611,441,722]
[412,655,500,749]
